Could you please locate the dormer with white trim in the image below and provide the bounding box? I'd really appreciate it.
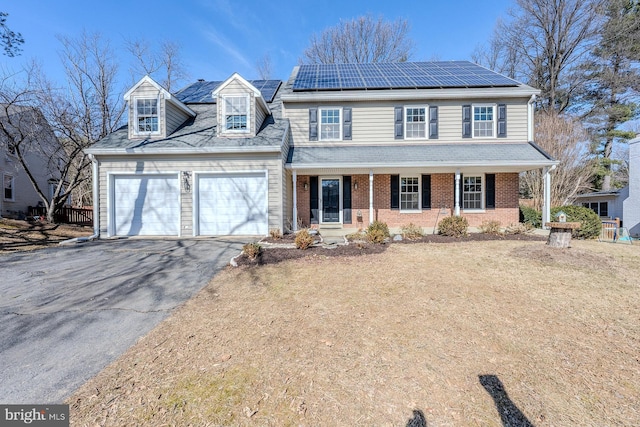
[213,73,271,138]
[124,75,196,140]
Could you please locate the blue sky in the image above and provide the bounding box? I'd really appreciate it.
[3,0,513,89]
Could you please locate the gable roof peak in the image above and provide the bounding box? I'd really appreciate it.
[213,72,270,115]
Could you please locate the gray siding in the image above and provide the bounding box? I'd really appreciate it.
[1,150,51,215]
[285,100,530,144]
[128,81,166,139]
[255,101,267,134]
[623,138,640,236]
[165,100,190,136]
[96,154,284,237]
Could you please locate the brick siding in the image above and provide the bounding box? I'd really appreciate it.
[295,173,520,229]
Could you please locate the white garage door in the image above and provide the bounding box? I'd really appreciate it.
[197,173,268,236]
[113,174,180,236]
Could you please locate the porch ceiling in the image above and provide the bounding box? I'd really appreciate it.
[286,142,557,174]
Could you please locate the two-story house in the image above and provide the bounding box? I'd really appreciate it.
[0,104,61,218]
[86,61,557,238]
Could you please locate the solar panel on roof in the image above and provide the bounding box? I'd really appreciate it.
[175,79,281,103]
[292,61,521,91]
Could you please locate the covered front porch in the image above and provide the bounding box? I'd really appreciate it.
[286,143,558,233]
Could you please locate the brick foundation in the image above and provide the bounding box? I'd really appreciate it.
[295,173,520,229]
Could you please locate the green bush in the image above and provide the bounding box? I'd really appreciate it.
[400,223,424,240]
[479,220,502,235]
[551,205,601,239]
[294,229,315,250]
[242,242,262,260]
[366,220,390,244]
[438,216,469,237]
[519,204,542,228]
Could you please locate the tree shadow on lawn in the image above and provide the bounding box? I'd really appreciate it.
[480,374,535,427]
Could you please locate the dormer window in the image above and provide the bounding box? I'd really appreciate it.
[224,95,249,132]
[135,98,159,135]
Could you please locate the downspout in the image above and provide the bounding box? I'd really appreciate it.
[542,164,556,228]
[59,154,99,244]
[528,94,536,142]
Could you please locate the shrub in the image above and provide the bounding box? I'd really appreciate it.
[269,228,282,239]
[479,220,502,235]
[519,205,542,228]
[551,205,601,239]
[294,228,314,250]
[504,222,534,235]
[400,223,424,240]
[438,216,469,237]
[366,220,390,244]
[242,242,262,260]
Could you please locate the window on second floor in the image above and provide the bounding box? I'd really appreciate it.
[3,173,14,201]
[135,98,159,135]
[473,105,494,138]
[224,95,250,132]
[320,108,341,140]
[404,106,426,139]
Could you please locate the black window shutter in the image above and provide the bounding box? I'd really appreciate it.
[343,107,352,140]
[309,108,318,141]
[497,104,507,138]
[310,176,319,224]
[485,174,496,209]
[343,176,352,223]
[429,106,438,139]
[421,174,431,209]
[462,105,471,138]
[394,106,403,139]
[391,175,400,209]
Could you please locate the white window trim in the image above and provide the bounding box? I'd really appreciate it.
[461,174,485,211]
[472,104,497,139]
[404,105,428,140]
[319,107,343,141]
[221,94,251,134]
[3,173,15,201]
[400,175,421,212]
[133,96,162,137]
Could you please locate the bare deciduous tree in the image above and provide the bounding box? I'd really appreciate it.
[479,0,601,112]
[521,111,596,209]
[256,54,273,80]
[0,12,23,57]
[126,38,188,92]
[301,14,414,64]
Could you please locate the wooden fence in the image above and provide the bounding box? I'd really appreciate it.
[29,206,93,225]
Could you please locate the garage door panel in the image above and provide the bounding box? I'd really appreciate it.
[113,175,179,236]
[197,173,267,236]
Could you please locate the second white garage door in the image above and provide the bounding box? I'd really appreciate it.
[197,173,268,236]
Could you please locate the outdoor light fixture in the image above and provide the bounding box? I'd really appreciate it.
[304,182,309,191]
[354,182,358,190]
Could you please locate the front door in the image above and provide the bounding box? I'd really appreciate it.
[321,178,340,223]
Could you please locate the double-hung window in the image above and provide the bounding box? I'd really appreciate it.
[462,176,483,210]
[400,177,420,210]
[135,98,159,134]
[224,96,249,131]
[473,105,495,138]
[405,106,426,139]
[320,108,341,140]
[583,202,609,217]
[3,173,14,201]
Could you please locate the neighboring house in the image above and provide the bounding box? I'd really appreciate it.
[573,135,640,237]
[86,61,558,237]
[0,105,59,218]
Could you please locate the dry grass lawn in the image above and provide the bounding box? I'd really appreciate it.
[67,240,640,426]
[0,218,92,252]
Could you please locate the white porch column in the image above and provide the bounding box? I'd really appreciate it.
[369,170,374,224]
[454,169,461,216]
[292,170,298,232]
[542,166,553,228]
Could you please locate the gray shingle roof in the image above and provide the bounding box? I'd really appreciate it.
[286,142,556,169]
[87,87,288,154]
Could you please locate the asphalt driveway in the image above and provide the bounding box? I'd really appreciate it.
[0,238,246,403]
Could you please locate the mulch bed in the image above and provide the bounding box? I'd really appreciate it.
[236,233,546,266]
